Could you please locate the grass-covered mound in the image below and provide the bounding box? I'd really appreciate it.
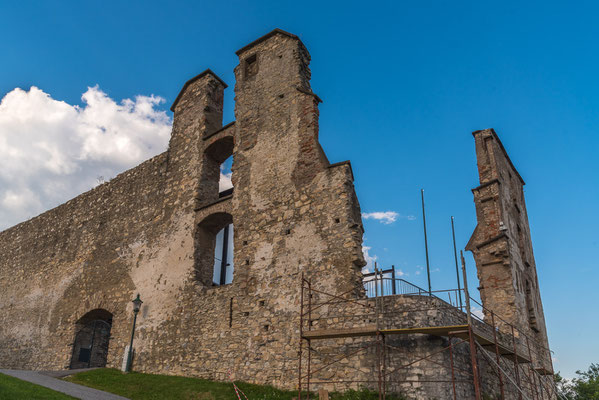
[65,368,407,399]
[0,373,75,399]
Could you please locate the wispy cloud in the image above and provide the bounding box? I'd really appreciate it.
[219,165,233,192]
[0,86,172,230]
[362,211,415,224]
[472,306,484,320]
[395,268,408,277]
[362,245,377,272]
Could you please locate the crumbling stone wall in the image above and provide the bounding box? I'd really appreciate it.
[466,128,553,373]
[0,29,553,399]
[304,289,549,399]
[0,29,364,388]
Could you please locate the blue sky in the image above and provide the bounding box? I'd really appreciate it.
[1,0,598,379]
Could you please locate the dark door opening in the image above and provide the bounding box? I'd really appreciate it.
[69,309,113,369]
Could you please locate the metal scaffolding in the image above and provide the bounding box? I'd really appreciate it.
[297,259,559,400]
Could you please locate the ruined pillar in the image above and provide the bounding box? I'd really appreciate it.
[466,128,553,372]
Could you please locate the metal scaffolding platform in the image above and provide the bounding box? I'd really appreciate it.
[297,259,561,400]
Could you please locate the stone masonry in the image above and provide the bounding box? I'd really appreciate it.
[466,129,552,373]
[0,29,553,399]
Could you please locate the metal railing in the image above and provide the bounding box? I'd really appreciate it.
[301,260,559,400]
[363,266,464,309]
[362,265,554,371]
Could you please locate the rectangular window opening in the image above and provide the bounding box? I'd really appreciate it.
[244,54,258,78]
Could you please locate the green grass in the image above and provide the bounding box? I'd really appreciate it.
[0,373,76,400]
[65,368,407,400]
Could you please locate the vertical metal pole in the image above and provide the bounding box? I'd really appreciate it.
[376,332,382,400]
[527,337,540,400]
[512,326,522,400]
[461,252,472,328]
[461,251,481,400]
[391,266,396,295]
[451,217,463,309]
[126,310,138,372]
[421,189,432,296]
[382,334,387,400]
[539,373,551,399]
[307,279,312,400]
[307,338,311,400]
[449,335,457,400]
[375,266,381,331]
[308,280,312,333]
[219,224,230,285]
[299,274,304,400]
[491,312,506,400]
[540,373,550,399]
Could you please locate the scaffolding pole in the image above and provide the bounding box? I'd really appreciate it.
[461,251,482,400]
[491,311,506,400]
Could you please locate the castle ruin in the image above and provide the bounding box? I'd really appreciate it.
[0,29,555,399]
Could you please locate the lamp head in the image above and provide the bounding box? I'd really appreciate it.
[132,294,143,313]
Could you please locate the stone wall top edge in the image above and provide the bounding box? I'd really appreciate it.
[235,28,301,56]
[328,160,354,182]
[473,128,525,186]
[170,69,228,112]
[203,121,236,141]
[0,151,168,238]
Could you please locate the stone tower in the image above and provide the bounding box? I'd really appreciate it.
[0,28,366,387]
[466,128,552,372]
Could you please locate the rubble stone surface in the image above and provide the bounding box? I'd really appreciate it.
[0,29,553,399]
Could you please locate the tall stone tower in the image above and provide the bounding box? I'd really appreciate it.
[466,128,552,372]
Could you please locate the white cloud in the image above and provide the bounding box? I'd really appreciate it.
[362,211,415,224]
[363,211,398,224]
[219,166,233,192]
[0,86,172,230]
[472,306,484,320]
[362,245,377,273]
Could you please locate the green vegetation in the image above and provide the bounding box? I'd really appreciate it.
[65,368,407,400]
[556,363,599,400]
[0,373,75,400]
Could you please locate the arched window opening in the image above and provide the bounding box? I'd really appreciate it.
[213,224,234,285]
[201,136,234,203]
[195,212,234,286]
[69,309,113,369]
[219,155,233,197]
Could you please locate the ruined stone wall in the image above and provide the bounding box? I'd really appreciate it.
[0,29,554,400]
[304,291,550,400]
[0,150,195,370]
[0,29,365,388]
[466,128,552,373]
[130,30,365,386]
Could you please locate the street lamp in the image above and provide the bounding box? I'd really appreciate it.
[125,293,143,372]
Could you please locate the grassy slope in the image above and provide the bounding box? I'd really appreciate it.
[0,373,76,400]
[65,368,406,400]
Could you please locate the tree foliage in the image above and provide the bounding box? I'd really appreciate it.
[556,363,599,399]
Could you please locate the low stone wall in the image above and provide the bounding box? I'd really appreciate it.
[304,293,553,399]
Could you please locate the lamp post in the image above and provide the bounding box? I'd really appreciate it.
[125,293,142,372]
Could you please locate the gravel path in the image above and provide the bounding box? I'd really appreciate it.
[0,369,129,400]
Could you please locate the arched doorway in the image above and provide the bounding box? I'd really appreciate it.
[69,309,113,369]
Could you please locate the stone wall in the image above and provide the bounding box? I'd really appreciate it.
[303,288,552,399]
[0,29,554,399]
[466,128,553,373]
[0,29,364,388]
